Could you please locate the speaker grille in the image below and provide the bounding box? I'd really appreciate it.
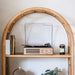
[26,49,40,53]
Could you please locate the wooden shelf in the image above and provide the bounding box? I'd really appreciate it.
[6,54,71,58]
[2,7,74,75]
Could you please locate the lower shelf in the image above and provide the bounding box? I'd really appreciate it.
[6,54,71,58]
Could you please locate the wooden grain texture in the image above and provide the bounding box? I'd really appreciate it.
[2,7,74,75]
[6,54,71,58]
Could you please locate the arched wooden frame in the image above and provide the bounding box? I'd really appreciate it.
[2,7,74,75]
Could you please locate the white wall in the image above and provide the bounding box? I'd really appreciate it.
[0,0,75,75]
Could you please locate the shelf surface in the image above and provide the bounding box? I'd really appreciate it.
[6,54,71,58]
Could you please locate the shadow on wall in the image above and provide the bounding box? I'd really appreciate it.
[14,70,35,75]
[26,71,35,75]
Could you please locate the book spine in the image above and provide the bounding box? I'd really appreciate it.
[12,35,15,55]
[6,40,10,55]
[10,35,13,55]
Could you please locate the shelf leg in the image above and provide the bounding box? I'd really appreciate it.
[68,57,74,75]
[68,58,71,75]
[71,57,74,75]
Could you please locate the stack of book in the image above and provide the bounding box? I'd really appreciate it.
[6,35,15,55]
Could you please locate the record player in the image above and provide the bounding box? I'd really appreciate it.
[24,43,54,55]
[24,23,54,55]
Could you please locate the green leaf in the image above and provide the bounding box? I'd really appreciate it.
[41,67,62,75]
[45,69,50,72]
[54,67,58,73]
[41,73,44,75]
[58,69,61,72]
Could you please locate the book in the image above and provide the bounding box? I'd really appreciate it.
[6,40,10,55]
[10,35,15,55]
[12,35,15,55]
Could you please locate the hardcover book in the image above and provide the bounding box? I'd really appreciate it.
[10,35,15,55]
[6,40,10,55]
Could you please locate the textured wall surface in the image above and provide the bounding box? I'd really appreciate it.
[0,0,75,75]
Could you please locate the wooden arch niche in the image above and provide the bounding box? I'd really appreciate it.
[2,7,74,75]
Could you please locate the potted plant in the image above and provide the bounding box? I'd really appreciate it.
[41,67,61,75]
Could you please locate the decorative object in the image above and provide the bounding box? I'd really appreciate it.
[41,67,61,75]
[59,44,65,55]
[12,67,26,75]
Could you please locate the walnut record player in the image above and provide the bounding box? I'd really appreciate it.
[24,23,54,55]
[24,43,54,55]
